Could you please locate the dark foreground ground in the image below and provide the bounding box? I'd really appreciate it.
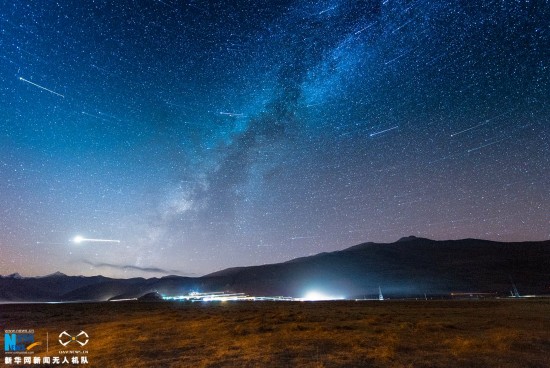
[1,299,549,367]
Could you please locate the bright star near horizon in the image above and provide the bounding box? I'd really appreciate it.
[72,236,120,244]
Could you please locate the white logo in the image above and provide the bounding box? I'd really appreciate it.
[58,331,89,347]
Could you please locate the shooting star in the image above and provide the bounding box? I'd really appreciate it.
[90,64,108,72]
[370,126,399,137]
[219,112,246,117]
[72,236,120,244]
[319,6,337,15]
[451,120,490,137]
[391,18,414,34]
[467,138,507,153]
[355,22,376,35]
[385,49,412,65]
[18,77,64,98]
[451,109,515,137]
[82,111,108,121]
[157,0,177,9]
[290,236,319,240]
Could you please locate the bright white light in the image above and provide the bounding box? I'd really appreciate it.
[302,291,344,301]
[72,236,120,244]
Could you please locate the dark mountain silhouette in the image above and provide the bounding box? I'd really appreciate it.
[1,237,549,302]
[0,274,109,301]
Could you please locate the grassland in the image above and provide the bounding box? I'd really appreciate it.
[1,299,549,367]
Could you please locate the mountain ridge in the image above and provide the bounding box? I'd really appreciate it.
[1,237,549,301]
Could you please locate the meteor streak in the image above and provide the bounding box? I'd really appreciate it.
[82,111,107,120]
[450,109,515,137]
[18,77,65,98]
[467,138,507,153]
[355,22,376,35]
[370,126,399,137]
[318,6,336,15]
[450,120,489,137]
[73,236,120,244]
[219,112,246,117]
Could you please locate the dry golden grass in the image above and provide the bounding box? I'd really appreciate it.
[1,299,549,367]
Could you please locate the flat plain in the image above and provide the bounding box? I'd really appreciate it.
[1,299,549,367]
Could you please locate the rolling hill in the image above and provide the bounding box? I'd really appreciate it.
[1,237,548,302]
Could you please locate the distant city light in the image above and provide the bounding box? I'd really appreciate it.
[301,291,344,301]
[161,291,294,302]
[159,291,348,303]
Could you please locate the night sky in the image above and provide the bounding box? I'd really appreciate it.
[1,0,548,278]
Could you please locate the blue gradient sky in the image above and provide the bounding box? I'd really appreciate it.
[1,0,548,277]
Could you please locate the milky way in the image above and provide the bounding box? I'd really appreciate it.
[1,0,548,277]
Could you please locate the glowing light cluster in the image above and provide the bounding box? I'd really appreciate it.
[162,291,294,302]
[301,291,344,301]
